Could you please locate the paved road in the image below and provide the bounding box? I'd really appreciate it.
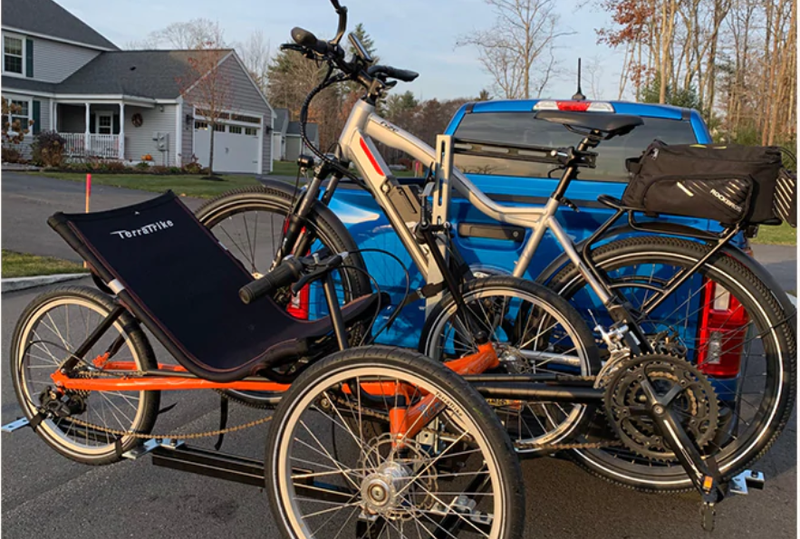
[1,174,797,538]
[1,172,205,262]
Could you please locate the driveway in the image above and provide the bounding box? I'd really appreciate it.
[1,173,205,262]
[1,174,796,538]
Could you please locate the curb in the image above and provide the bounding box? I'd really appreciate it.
[2,273,88,293]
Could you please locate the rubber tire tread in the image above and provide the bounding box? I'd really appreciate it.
[418,276,602,446]
[10,285,160,465]
[265,345,526,539]
[549,235,797,492]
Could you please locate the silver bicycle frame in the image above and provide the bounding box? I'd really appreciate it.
[337,99,613,304]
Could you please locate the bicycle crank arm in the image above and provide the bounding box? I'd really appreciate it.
[649,404,727,531]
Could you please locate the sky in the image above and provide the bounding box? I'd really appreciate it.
[58,0,627,102]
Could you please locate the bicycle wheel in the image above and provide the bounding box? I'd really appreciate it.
[419,276,601,453]
[549,235,796,491]
[196,186,372,407]
[265,346,525,539]
[10,286,159,465]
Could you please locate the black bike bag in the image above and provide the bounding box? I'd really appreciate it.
[622,141,787,226]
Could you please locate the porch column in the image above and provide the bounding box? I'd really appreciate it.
[52,102,58,132]
[119,102,125,160]
[84,102,91,154]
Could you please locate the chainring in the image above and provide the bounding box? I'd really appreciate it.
[604,353,719,462]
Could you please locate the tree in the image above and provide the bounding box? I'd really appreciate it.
[179,45,233,179]
[477,89,493,101]
[457,0,569,99]
[237,31,271,94]
[640,74,703,109]
[147,19,226,49]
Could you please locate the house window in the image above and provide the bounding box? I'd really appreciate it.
[4,35,23,75]
[245,127,258,136]
[97,114,112,135]
[194,121,208,130]
[213,124,225,132]
[228,126,242,135]
[6,99,30,133]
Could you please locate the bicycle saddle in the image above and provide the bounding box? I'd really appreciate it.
[535,110,643,139]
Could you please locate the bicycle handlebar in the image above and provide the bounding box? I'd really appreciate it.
[238,250,348,305]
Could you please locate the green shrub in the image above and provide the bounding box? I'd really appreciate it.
[2,146,22,163]
[104,160,127,172]
[135,161,151,170]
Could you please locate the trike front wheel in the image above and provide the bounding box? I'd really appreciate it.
[10,285,159,465]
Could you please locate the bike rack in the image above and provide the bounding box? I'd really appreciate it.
[424,134,454,316]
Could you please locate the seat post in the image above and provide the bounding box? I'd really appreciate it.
[551,136,594,201]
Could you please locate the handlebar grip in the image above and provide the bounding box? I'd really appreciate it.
[239,257,304,305]
[367,65,419,82]
[291,27,328,55]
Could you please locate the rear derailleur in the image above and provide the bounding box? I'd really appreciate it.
[39,387,86,419]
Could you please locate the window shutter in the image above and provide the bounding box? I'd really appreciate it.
[89,114,96,134]
[32,101,41,135]
[25,39,33,78]
[113,114,120,135]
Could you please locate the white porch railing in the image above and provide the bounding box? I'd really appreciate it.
[60,133,121,159]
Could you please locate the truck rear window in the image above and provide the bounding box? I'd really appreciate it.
[453,112,698,182]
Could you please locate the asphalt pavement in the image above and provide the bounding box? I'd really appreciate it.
[1,173,797,538]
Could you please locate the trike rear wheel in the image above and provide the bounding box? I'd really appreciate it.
[10,285,159,465]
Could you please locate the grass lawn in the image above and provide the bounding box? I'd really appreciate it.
[2,250,88,278]
[35,172,262,199]
[751,222,797,245]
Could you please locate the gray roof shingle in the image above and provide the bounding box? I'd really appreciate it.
[274,108,289,134]
[57,50,231,99]
[2,0,118,50]
[2,76,58,94]
[286,121,318,143]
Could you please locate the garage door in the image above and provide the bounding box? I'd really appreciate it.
[194,122,260,173]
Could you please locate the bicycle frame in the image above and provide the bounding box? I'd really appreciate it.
[333,99,614,306]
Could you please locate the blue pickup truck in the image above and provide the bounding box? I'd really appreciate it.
[324,99,746,348]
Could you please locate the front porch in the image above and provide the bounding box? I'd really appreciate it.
[54,101,138,160]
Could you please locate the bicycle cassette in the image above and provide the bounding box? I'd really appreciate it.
[604,354,719,461]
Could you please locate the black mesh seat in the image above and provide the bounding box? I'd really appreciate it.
[48,191,378,383]
[534,110,643,139]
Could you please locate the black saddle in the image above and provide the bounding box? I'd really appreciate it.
[535,110,643,139]
[48,191,379,383]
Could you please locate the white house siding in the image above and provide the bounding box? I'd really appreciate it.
[124,104,178,166]
[184,54,272,174]
[32,38,100,83]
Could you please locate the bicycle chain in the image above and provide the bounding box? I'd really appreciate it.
[56,370,609,448]
[52,368,273,440]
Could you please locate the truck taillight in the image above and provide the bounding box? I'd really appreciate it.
[286,285,310,320]
[697,280,749,378]
[533,100,615,112]
[281,219,311,320]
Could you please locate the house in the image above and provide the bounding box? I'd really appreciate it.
[271,107,319,162]
[2,0,274,174]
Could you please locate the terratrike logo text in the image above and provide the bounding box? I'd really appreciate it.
[111,220,174,239]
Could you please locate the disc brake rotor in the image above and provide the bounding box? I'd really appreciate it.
[605,354,719,462]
